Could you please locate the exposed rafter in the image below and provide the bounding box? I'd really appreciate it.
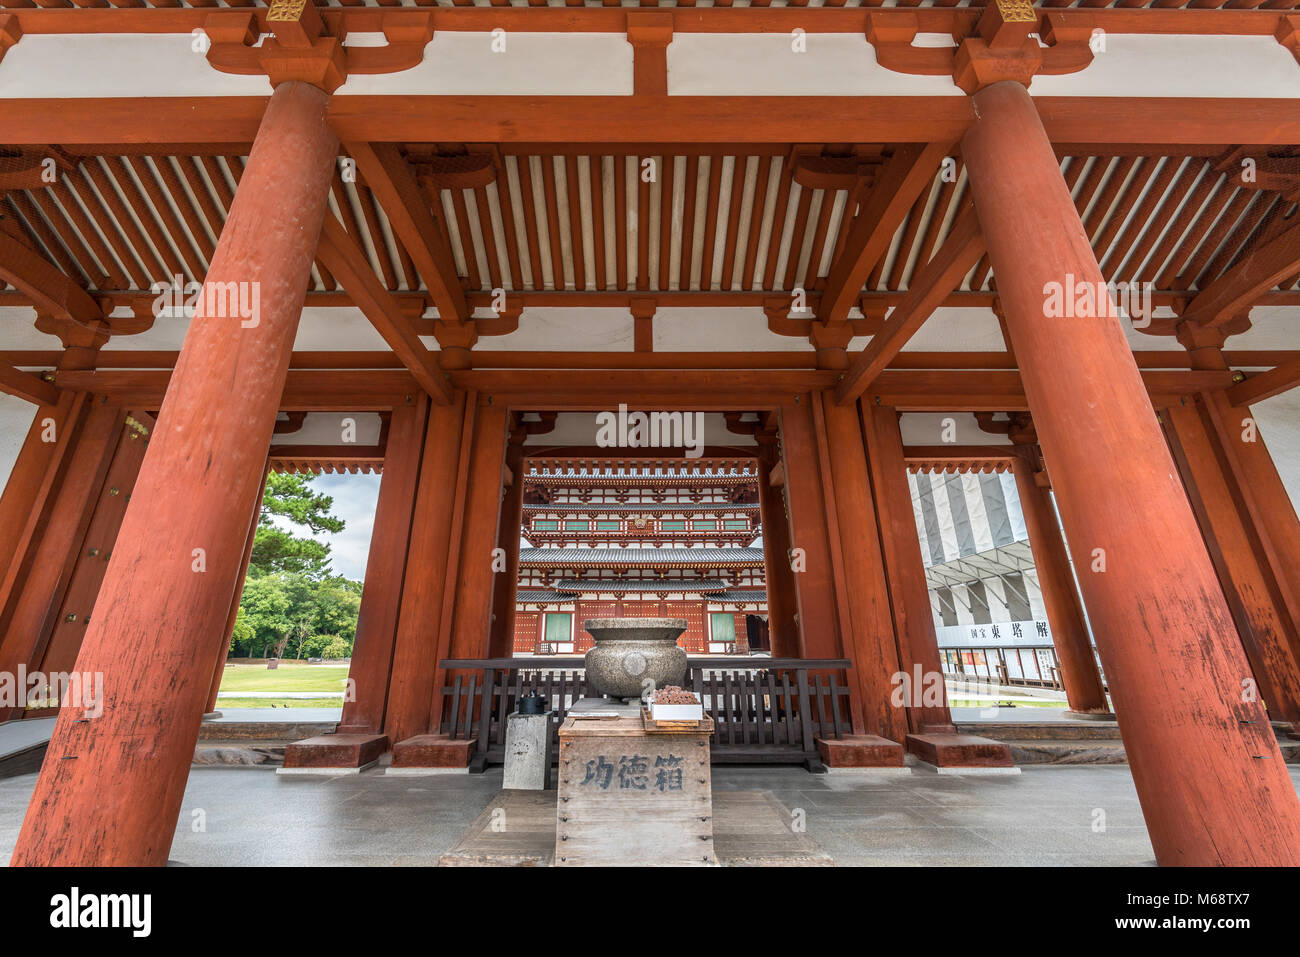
[816,141,952,324]
[1180,215,1300,329]
[1227,355,1300,407]
[0,228,101,322]
[835,202,985,406]
[344,141,469,322]
[315,213,452,405]
[0,363,59,406]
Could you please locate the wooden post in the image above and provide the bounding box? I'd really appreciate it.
[775,400,842,662]
[815,392,907,743]
[383,393,469,746]
[10,80,339,867]
[755,433,799,658]
[861,404,956,733]
[1008,449,1111,716]
[446,404,510,664]
[487,423,527,659]
[36,411,154,682]
[0,391,86,591]
[962,79,1300,865]
[1162,397,1300,726]
[337,397,429,735]
[0,401,126,721]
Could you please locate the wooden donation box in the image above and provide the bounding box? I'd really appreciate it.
[556,713,716,866]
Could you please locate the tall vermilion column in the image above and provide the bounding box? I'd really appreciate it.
[487,424,527,659]
[11,81,338,867]
[1008,450,1111,716]
[755,434,798,658]
[861,405,955,734]
[816,394,907,743]
[337,399,429,735]
[962,79,1300,865]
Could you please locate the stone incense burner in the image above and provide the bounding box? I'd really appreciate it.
[583,618,689,701]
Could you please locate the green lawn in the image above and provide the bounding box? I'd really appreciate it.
[214,697,342,709]
[217,661,350,694]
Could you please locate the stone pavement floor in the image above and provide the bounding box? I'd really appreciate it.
[1,765,1298,866]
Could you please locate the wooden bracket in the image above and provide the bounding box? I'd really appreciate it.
[205,8,433,92]
[868,2,1093,93]
[0,14,22,69]
[627,11,673,97]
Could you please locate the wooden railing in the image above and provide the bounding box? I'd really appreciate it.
[436,657,853,772]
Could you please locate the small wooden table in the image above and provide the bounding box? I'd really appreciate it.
[556,713,716,866]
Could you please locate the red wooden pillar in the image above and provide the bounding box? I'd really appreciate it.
[963,79,1300,865]
[447,405,510,663]
[383,394,470,747]
[284,401,431,770]
[1008,449,1111,716]
[37,412,154,683]
[336,398,429,734]
[815,392,907,744]
[487,423,527,659]
[775,400,842,662]
[10,81,339,867]
[0,401,126,721]
[861,404,956,734]
[391,399,508,770]
[755,432,798,658]
[1162,397,1300,726]
[1200,389,1300,644]
[0,391,86,591]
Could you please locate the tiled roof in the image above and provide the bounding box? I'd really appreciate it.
[705,590,769,605]
[522,502,758,514]
[552,578,727,593]
[519,547,765,566]
[516,590,570,603]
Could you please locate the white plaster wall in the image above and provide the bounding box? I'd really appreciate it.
[4,32,1297,101]
[900,412,1011,447]
[274,411,383,447]
[1250,390,1300,516]
[0,393,37,495]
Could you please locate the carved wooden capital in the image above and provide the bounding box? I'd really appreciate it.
[205,8,434,94]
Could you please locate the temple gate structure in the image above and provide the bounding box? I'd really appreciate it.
[0,0,1299,867]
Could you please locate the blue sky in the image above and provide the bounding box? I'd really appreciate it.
[301,472,381,581]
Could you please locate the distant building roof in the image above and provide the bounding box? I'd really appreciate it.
[522,502,758,514]
[552,578,727,593]
[705,590,769,605]
[515,589,571,603]
[519,547,765,566]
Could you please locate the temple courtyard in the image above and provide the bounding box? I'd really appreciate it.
[8,763,1293,867]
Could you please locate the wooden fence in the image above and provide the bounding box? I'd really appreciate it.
[436,657,853,772]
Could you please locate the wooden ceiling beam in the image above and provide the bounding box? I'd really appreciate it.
[835,201,985,406]
[0,363,59,406]
[0,227,101,321]
[1180,214,1300,328]
[315,213,452,405]
[1227,355,1300,406]
[817,141,951,324]
[13,96,1300,147]
[343,140,468,322]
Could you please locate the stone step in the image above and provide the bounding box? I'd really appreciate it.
[192,741,287,767]
[955,721,1123,741]
[1005,738,1300,766]
[197,720,335,741]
